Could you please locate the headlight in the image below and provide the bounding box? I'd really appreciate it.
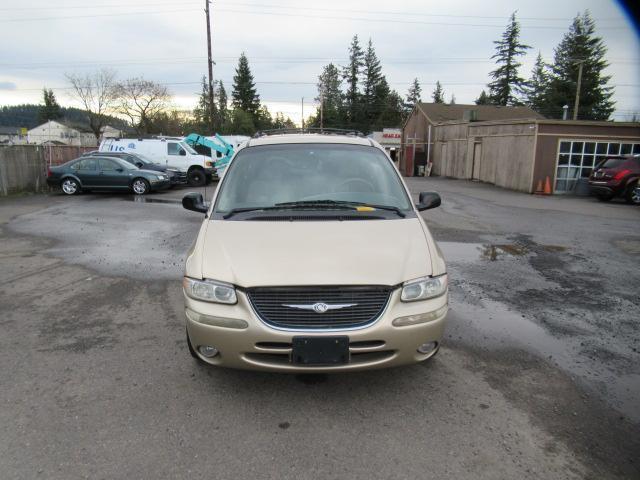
[183,277,237,304]
[400,274,447,302]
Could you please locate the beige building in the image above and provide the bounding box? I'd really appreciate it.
[27,120,97,147]
[431,119,640,194]
[401,103,543,177]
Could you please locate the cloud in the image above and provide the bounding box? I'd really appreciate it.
[0,82,17,90]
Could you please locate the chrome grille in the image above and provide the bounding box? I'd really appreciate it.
[247,286,392,330]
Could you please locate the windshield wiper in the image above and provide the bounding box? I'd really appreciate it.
[276,200,406,218]
[222,202,355,219]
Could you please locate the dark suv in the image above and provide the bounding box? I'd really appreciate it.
[589,155,640,205]
[82,151,186,186]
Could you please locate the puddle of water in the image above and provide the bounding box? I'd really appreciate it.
[440,241,567,263]
[125,197,182,205]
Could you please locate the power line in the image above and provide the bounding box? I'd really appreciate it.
[0,5,625,30]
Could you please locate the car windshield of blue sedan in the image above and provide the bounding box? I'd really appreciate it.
[214,144,411,213]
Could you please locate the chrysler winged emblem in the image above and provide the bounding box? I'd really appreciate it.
[282,302,357,314]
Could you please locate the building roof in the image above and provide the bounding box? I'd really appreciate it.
[28,120,94,134]
[416,103,545,123]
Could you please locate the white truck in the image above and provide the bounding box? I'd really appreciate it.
[99,137,215,186]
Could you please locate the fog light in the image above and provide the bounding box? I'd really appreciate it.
[198,345,219,358]
[417,341,438,355]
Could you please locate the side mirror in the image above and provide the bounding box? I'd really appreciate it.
[416,192,441,211]
[115,167,123,172]
[135,162,143,168]
[182,192,208,214]
[179,150,187,156]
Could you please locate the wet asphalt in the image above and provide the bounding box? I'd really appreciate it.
[0,178,639,479]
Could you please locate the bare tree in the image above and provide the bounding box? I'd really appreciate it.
[65,69,117,141]
[115,78,170,134]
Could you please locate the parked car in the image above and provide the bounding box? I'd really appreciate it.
[181,133,447,372]
[99,137,214,186]
[82,150,185,186]
[589,154,640,204]
[47,156,170,195]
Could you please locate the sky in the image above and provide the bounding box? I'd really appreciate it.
[0,0,639,126]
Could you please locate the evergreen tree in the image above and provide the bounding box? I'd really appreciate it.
[342,35,364,127]
[216,80,229,127]
[487,12,531,105]
[523,52,550,113]
[406,78,422,107]
[475,90,491,105]
[431,81,445,104]
[192,76,210,132]
[316,63,344,128]
[361,39,385,132]
[544,11,614,120]
[449,94,456,105]
[232,52,260,115]
[38,88,62,122]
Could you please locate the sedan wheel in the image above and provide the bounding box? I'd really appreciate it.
[132,178,150,195]
[626,181,640,205]
[61,178,79,195]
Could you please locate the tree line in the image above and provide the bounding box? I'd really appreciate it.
[472,10,614,120]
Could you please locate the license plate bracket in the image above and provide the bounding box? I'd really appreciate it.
[291,336,349,365]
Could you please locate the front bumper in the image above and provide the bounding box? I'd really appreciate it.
[149,178,171,191]
[184,288,448,372]
[205,167,217,181]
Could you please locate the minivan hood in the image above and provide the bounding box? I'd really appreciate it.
[200,218,432,287]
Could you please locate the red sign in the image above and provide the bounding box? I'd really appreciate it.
[383,133,401,138]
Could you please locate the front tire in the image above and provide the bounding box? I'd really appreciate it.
[625,181,640,205]
[61,178,80,195]
[132,178,150,195]
[187,168,206,187]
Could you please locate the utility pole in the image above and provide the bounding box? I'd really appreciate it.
[301,97,304,130]
[205,0,215,132]
[320,93,324,133]
[573,60,584,121]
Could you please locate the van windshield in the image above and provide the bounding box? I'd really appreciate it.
[180,142,198,155]
[214,144,411,214]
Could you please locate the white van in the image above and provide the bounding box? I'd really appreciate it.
[99,137,215,186]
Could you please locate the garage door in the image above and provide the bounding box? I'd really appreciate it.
[555,140,640,193]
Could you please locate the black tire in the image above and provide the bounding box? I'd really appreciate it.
[625,181,640,205]
[60,177,80,195]
[186,328,206,364]
[187,168,206,187]
[131,178,150,195]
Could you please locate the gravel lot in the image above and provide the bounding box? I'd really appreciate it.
[1,178,638,479]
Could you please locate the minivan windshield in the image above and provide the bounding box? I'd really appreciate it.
[214,144,411,214]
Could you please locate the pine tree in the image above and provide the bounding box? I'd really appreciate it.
[38,88,62,122]
[232,52,260,115]
[475,90,491,105]
[431,81,445,103]
[523,52,550,113]
[192,76,210,132]
[316,63,344,128]
[406,78,422,107]
[361,39,385,132]
[342,35,364,128]
[487,12,531,106]
[544,11,614,120]
[216,80,228,127]
[449,94,456,105]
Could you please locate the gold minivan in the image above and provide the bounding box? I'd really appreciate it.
[182,133,447,372]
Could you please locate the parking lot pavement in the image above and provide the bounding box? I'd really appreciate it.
[1,181,638,479]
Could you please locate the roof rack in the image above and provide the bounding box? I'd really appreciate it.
[252,127,366,138]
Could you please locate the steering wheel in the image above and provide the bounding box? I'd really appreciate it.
[333,178,376,192]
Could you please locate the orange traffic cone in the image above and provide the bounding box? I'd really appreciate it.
[543,176,552,195]
[535,179,543,194]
